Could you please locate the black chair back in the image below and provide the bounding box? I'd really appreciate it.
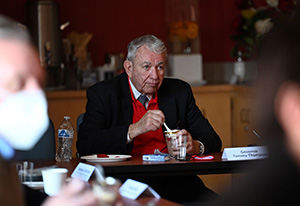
[77,113,85,135]
[15,119,56,160]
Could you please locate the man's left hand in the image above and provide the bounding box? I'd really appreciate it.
[177,129,200,155]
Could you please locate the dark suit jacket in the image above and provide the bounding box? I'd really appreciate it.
[77,72,221,156]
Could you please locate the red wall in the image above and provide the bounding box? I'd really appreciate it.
[0,0,240,66]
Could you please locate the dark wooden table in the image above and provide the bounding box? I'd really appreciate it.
[29,152,263,206]
[121,196,181,206]
[100,152,262,178]
[32,152,262,178]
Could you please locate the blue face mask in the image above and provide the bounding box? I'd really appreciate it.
[0,89,49,150]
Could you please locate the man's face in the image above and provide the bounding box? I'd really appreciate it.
[124,45,166,95]
[0,40,44,102]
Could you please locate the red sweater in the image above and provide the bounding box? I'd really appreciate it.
[129,88,167,155]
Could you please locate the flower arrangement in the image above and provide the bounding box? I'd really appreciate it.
[168,21,199,41]
[166,0,200,54]
[167,21,199,54]
[231,0,297,59]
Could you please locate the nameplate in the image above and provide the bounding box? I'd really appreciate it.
[222,146,268,161]
[71,162,95,182]
[119,178,160,200]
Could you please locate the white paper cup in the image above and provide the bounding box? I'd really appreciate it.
[42,168,68,196]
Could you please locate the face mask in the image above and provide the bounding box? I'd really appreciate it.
[0,89,49,150]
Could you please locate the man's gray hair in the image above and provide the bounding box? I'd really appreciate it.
[126,35,167,61]
[0,15,31,43]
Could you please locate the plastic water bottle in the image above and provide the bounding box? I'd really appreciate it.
[55,116,74,162]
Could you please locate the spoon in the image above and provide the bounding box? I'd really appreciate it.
[94,164,106,186]
[164,122,172,133]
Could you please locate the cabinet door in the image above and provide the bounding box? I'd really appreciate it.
[194,93,233,195]
[47,91,87,158]
[233,96,258,147]
[194,93,232,149]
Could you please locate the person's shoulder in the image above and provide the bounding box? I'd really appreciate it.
[162,77,191,91]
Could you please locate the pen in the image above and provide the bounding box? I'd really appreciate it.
[253,130,265,144]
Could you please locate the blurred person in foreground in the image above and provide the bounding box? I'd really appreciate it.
[77,34,222,204]
[0,15,99,206]
[211,4,300,206]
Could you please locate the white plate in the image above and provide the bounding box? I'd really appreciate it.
[23,181,44,190]
[23,177,72,190]
[81,154,132,163]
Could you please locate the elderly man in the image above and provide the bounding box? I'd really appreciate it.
[0,15,99,206]
[77,35,222,203]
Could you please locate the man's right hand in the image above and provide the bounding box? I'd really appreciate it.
[128,110,165,140]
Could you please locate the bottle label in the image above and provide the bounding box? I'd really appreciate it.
[58,129,72,138]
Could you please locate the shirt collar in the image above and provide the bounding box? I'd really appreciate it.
[129,78,152,101]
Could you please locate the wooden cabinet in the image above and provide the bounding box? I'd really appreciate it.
[233,95,258,147]
[46,90,87,158]
[192,85,253,149]
[192,85,253,194]
[194,93,232,149]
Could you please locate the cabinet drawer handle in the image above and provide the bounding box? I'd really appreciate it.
[245,109,250,124]
[240,108,246,123]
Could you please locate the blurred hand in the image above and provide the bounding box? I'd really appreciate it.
[177,129,200,155]
[42,178,99,206]
[128,110,165,139]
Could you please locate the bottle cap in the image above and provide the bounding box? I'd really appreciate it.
[64,116,70,120]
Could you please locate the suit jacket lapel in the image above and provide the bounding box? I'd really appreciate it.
[119,73,133,124]
[158,87,178,130]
